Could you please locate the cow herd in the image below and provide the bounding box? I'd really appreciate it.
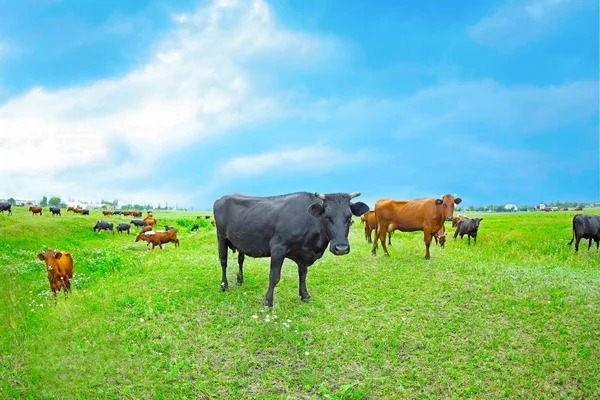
[1,194,598,305]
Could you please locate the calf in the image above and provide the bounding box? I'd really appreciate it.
[37,249,73,299]
[454,218,483,245]
[452,214,468,228]
[568,214,600,252]
[49,206,61,216]
[93,220,114,235]
[116,223,131,234]
[0,202,12,215]
[433,225,446,248]
[191,223,199,231]
[29,206,43,216]
[130,219,147,228]
[165,225,175,231]
[135,230,180,250]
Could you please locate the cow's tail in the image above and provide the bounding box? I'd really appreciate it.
[567,218,575,246]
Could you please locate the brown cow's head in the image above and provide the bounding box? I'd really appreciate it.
[308,192,369,255]
[37,249,64,271]
[435,194,462,221]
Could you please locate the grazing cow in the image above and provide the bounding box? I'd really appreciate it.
[191,223,199,231]
[122,211,132,216]
[454,218,483,245]
[568,214,600,252]
[94,220,114,235]
[214,192,369,306]
[205,216,211,220]
[144,216,157,227]
[452,214,468,228]
[116,223,131,234]
[29,206,43,216]
[130,219,147,228]
[37,249,73,299]
[102,211,114,216]
[81,209,89,216]
[0,202,13,216]
[74,208,83,214]
[113,211,121,215]
[371,194,462,259]
[361,210,392,245]
[141,225,153,233]
[211,219,216,227]
[132,211,142,217]
[49,206,61,216]
[135,230,180,250]
[67,206,75,212]
[165,225,175,231]
[433,225,446,248]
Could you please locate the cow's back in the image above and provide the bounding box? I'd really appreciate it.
[375,198,435,232]
[57,253,74,278]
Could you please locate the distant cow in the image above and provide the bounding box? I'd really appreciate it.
[122,211,132,216]
[37,249,73,299]
[141,225,153,233]
[132,211,142,217]
[211,219,216,227]
[144,217,157,227]
[113,211,121,215]
[372,194,462,259]
[49,206,61,216]
[454,218,483,245]
[361,210,391,245]
[568,214,600,252]
[135,230,180,250]
[74,208,83,214]
[102,211,114,216]
[67,206,75,212]
[0,202,12,216]
[130,219,147,228]
[165,225,175,231]
[116,223,131,234]
[191,223,199,231]
[433,225,446,248]
[81,209,89,216]
[214,192,368,306]
[94,220,114,235]
[452,214,468,228]
[29,206,43,216]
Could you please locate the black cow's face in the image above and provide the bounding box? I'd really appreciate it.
[308,192,369,255]
[472,218,483,228]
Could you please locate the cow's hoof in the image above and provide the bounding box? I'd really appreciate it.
[384,253,390,257]
[220,283,229,292]
[237,276,244,285]
[263,300,274,307]
[300,296,312,303]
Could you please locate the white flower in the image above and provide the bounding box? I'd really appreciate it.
[251,315,258,319]
[265,319,270,322]
[140,318,145,322]
[304,351,310,356]
[287,319,292,323]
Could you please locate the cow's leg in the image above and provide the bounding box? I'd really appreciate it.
[237,252,245,285]
[453,230,458,239]
[265,249,285,307]
[365,226,369,242]
[373,226,390,256]
[297,263,311,302]
[218,237,230,291]
[574,234,582,252]
[473,234,477,245]
[588,238,592,250]
[388,232,392,246]
[424,231,432,259]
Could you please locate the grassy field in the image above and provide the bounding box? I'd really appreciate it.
[0,207,599,399]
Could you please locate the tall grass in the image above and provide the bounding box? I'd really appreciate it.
[0,207,598,398]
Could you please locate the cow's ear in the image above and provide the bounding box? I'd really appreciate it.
[435,199,443,205]
[307,203,325,218]
[479,218,483,221]
[350,202,369,216]
[55,252,63,260]
[37,253,45,261]
[454,197,462,205]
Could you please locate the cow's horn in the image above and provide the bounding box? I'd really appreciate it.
[314,193,326,200]
[349,192,360,199]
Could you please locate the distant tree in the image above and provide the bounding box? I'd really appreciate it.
[133,204,143,210]
[48,196,61,206]
[40,196,48,207]
[60,202,67,208]
[7,197,15,205]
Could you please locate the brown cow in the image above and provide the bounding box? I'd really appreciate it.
[135,230,179,250]
[144,216,157,227]
[361,210,392,245]
[122,211,132,216]
[141,225,153,233]
[452,214,468,228]
[132,211,142,217]
[371,194,462,259]
[210,219,216,227]
[37,249,73,299]
[67,206,75,212]
[29,206,43,216]
[102,210,114,216]
[433,225,446,248]
[74,208,83,214]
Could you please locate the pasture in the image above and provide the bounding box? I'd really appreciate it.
[0,207,599,398]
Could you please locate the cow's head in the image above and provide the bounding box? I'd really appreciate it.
[471,217,483,228]
[37,249,63,272]
[308,192,369,255]
[435,194,462,221]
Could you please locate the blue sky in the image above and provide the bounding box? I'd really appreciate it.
[0,0,598,210]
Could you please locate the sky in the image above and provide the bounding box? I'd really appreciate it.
[0,0,598,210]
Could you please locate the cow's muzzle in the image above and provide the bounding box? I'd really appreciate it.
[445,216,453,221]
[331,244,350,255]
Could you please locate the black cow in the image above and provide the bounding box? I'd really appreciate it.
[0,202,13,216]
[117,223,131,234]
[191,223,199,231]
[82,209,89,215]
[165,225,175,231]
[568,214,600,252]
[214,192,369,306]
[205,216,211,220]
[94,220,114,235]
[130,219,147,227]
[113,211,121,215]
[49,206,61,216]
[454,217,483,245]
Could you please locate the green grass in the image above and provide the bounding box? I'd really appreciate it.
[1,208,599,398]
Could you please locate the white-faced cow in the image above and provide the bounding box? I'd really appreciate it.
[214,192,369,306]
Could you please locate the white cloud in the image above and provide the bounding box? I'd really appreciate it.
[218,145,367,178]
[0,0,339,205]
[468,0,595,49]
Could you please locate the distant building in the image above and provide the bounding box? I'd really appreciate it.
[504,204,518,212]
